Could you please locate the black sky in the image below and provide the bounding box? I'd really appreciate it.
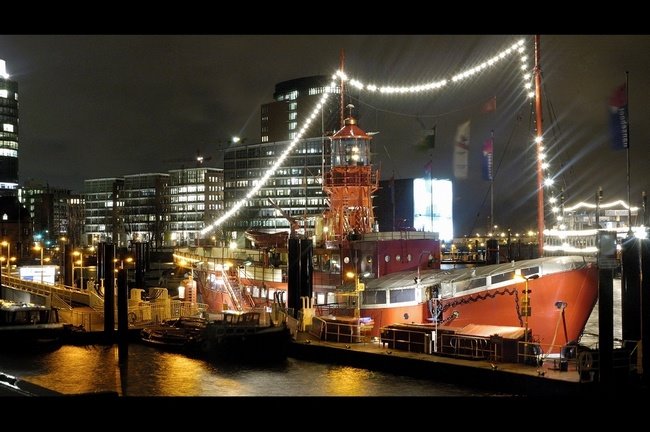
[1,35,648,237]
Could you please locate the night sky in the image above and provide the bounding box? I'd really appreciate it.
[1,35,649,237]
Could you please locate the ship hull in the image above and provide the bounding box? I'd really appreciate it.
[437,266,598,352]
[361,259,599,354]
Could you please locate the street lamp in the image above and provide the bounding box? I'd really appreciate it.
[1,240,10,274]
[33,243,44,284]
[73,250,83,289]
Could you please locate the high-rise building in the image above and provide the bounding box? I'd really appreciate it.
[260,76,340,143]
[19,179,75,246]
[223,136,328,237]
[122,173,169,248]
[83,178,125,246]
[167,167,223,246]
[0,59,19,196]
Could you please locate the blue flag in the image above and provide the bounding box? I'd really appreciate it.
[609,83,628,150]
[482,138,493,181]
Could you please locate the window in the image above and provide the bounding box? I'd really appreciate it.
[288,122,297,130]
[0,90,7,98]
[289,112,297,120]
[3,123,14,132]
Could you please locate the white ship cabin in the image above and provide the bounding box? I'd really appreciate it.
[361,256,595,308]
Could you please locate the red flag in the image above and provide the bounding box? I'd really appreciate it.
[481,96,497,113]
[424,160,432,178]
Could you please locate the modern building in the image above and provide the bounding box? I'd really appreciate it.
[122,173,169,248]
[260,75,341,143]
[83,178,125,246]
[167,167,223,247]
[19,179,75,246]
[0,59,19,196]
[83,168,224,248]
[223,136,328,240]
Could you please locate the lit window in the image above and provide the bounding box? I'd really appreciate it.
[261,136,269,142]
[0,90,7,98]
[288,122,297,130]
[289,112,297,120]
[289,102,297,110]
[3,123,14,132]
[289,132,297,140]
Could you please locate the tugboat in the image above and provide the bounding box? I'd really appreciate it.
[140,310,290,361]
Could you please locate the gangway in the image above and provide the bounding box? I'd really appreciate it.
[1,274,90,308]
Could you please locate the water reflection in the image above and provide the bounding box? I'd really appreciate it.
[0,344,487,396]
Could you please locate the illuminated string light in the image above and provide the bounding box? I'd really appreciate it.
[202,37,534,234]
[334,39,530,96]
[564,200,639,212]
[201,82,335,235]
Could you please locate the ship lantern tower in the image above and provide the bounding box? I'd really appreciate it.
[322,105,379,243]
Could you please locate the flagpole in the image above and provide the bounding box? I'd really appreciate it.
[534,35,545,257]
[625,71,632,234]
[490,129,494,236]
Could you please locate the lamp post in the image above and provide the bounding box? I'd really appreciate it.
[73,250,83,289]
[1,240,9,274]
[34,243,44,284]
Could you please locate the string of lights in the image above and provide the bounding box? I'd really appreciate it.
[202,37,540,235]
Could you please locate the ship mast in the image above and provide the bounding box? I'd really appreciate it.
[534,35,545,257]
[339,49,345,128]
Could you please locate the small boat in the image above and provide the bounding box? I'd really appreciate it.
[202,311,291,362]
[140,311,290,361]
[140,316,207,351]
[0,299,65,352]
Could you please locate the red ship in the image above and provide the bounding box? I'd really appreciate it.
[180,37,599,356]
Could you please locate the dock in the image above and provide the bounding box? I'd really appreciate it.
[289,330,643,397]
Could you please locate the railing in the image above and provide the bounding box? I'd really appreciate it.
[221,269,242,311]
[2,274,88,306]
[380,326,431,353]
[51,292,72,310]
[310,316,367,344]
[59,300,208,331]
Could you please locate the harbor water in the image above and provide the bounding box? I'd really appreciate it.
[0,344,496,396]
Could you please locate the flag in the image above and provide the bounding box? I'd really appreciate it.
[608,83,628,150]
[482,138,493,181]
[415,126,436,151]
[453,121,470,179]
[424,160,432,178]
[481,96,497,113]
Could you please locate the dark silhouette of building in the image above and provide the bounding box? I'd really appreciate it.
[260,76,341,143]
[375,178,415,232]
[0,59,19,197]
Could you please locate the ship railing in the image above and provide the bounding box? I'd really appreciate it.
[310,316,367,344]
[439,333,494,359]
[380,326,431,353]
[315,303,356,317]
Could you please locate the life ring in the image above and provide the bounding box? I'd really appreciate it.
[577,351,594,372]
